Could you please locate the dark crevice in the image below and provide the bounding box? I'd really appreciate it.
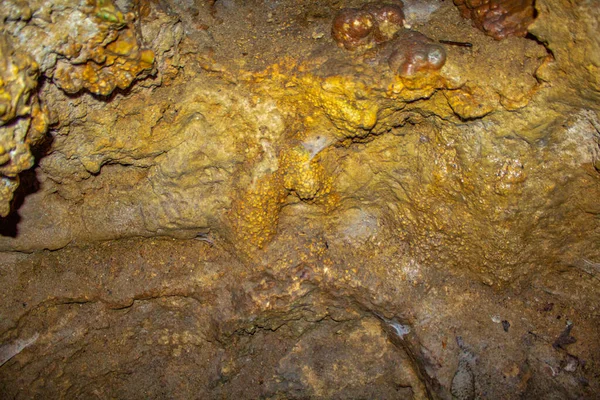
[0,131,54,237]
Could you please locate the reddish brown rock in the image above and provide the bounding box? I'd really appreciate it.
[331,8,377,50]
[387,30,446,77]
[331,3,405,50]
[453,0,536,40]
[361,3,405,43]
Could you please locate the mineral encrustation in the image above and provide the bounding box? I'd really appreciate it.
[453,0,535,39]
[0,0,599,399]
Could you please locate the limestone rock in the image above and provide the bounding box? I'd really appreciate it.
[0,0,599,398]
[530,0,600,107]
[1,0,155,96]
[0,34,47,217]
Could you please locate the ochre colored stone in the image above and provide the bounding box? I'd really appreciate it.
[0,1,599,398]
[0,34,48,216]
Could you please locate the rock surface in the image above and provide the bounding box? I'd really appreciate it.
[452,0,535,40]
[0,0,599,398]
[0,34,47,217]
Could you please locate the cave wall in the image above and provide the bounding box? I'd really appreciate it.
[0,0,599,398]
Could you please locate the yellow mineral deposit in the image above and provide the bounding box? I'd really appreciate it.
[0,35,47,216]
[0,0,599,398]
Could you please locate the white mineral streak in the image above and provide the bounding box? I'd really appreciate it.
[0,332,39,367]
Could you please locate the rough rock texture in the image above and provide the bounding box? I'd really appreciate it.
[453,0,536,40]
[0,0,155,95]
[530,0,600,109]
[1,0,599,398]
[0,34,48,217]
[0,0,155,215]
[331,3,405,50]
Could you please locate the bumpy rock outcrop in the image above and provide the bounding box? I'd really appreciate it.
[0,0,155,215]
[531,0,600,109]
[1,0,155,95]
[0,0,599,398]
[0,35,47,217]
[453,0,535,39]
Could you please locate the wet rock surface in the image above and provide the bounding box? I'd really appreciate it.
[1,0,599,398]
[452,0,535,40]
[0,34,48,217]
